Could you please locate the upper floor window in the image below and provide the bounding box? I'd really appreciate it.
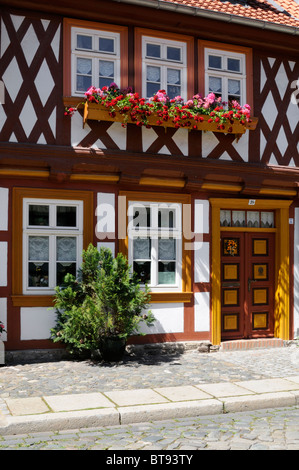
[205,48,246,104]
[142,36,187,99]
[199,41,253,109]
[71,27,121,95]
[63,19,128,97]
[135,28,194,102]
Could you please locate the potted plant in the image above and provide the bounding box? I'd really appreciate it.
[0,321,6,336]
[51,244,155,361]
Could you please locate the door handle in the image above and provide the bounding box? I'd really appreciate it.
[248,279,254,292]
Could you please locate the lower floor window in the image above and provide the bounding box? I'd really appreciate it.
[23,199,83,294]
[128,202,182,292]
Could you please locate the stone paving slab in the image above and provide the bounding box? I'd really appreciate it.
[104,388,169,407]
[4,397,50,416]
[154,385,211,401]
[234,378,299,394]
[44,392,113,412]
[195,381,255,398]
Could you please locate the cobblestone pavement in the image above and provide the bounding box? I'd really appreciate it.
[1,345,299,451]
[1,345,299,399]
[0,406,299,450]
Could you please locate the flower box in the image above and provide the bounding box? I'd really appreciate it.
[83,101,258,136]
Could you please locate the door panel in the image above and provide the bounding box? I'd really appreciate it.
[221,232,275,340]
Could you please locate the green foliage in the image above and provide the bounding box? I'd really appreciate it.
[51,244,154,354]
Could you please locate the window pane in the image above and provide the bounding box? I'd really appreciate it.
[158,261,176,285]
[147,81,160,97]
[99,60,114,88]
[133,238,151,260]
[29,262,49,287]
[99,37,114,53]
[146,65,160,83]
[220,210,231,227]
[99,60,114,77]
[167,85,181,99]
[56,206,77,227]
[209,55,222,69]
[232,211,245,227]
[146,65,161,96]
[228,79,240,95]
[57,237,77,262]
[57,263,77,286]
[167,46,181,62]
[76,58,92,92]
[77,35,92,50]
[133,207,150,228]
[77,58,92,74]
[228,58,240,72]
[158,209,175,228]
[247,212,260,228]
[158,238,176,261]
[209,76,222,93]
[29,236,49,261]
[261,212,274,228]
[77,75,92,92]
[167,69,181,85]
[146,43,160,58]
[29,205,49,226]
[133,261,151,284]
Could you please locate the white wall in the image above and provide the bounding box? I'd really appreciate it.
[294,208,299,339]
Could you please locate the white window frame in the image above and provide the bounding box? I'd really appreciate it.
[22,198,84,295]
[142,35,188,100]
[204,47,246,104]
[128,201,182,292]
[71,26,121,96]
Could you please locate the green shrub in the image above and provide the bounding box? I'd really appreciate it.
[51,244,154,354]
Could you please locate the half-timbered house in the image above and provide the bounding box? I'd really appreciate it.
[0,0,298,352]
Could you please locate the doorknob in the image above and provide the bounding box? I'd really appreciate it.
[248,279,254,292]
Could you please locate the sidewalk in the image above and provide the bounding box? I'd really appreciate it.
[1,341,299,436]
[1,376,299,435]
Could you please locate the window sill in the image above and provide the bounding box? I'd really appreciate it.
[12,292,193,307]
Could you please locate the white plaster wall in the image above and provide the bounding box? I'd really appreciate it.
[139,303,184,334]
[294,208,299,338]
[0,242,7,287]
[20,307,56,340]
[194,199,210,284]
[194,242,210,283]
[194,199,209,234]
[0,188,9,231]
[96,192,115,239]
[194,291,210,332]
[202,131,249,162]
[0,297,7,342]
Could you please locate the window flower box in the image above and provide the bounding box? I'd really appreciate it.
[83,101,257,136]
[66,84,258,137]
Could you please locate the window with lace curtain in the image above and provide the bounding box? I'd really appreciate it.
[204,47,247,104]
[142,36,188,100]
[71,26,121,95]
[127,202,182,292]
[23,199,83,294]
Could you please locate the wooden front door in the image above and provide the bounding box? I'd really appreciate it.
[221,232,275,340]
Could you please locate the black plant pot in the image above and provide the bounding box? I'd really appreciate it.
[99,336,127,362]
